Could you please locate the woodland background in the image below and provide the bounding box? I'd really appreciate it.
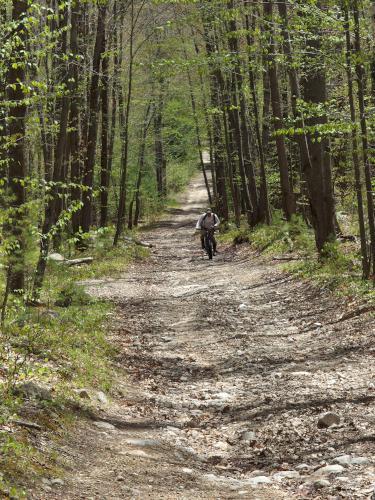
[0,0,375,495]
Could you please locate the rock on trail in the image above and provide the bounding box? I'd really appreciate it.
[33,175,375,499]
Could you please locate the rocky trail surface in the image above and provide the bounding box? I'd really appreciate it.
[35,175,375,499]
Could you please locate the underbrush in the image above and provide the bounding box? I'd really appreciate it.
[219,213,375,304]
[0,228,149,497]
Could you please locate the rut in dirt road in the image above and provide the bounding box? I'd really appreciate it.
[39,175,375,500]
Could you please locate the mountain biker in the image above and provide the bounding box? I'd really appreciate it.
[196,208,220,254]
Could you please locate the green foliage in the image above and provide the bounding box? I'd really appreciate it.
[0,234,149,494]
[289,241,374,302]
[220,213,315,255]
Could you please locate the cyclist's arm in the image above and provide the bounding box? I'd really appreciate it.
[196,215,204,229]
[214,214,220,227]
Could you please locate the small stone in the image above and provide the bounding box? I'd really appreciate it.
[336,476,349,482]
[216,392,231,400]
[117,476,124,482]
[41,309,60,320]
[214,441,229,450]
[296,463,310,471]
[333,455,351,466]
[240,431,257,444]
[249,470,264,478]
[16,381,52,401]
[315,464,345,476]
[238,303,248,311]
[273,470,300,481]
[248,476,272,486]
[313,479,330,488]
[317,412,340,428]
[50,478,64,487]
[96,391,108,404]
[93,421,115,431]
[351,456,370,465]
[125,438,159,447]
[182,468,193,474]
[74,388,90,400]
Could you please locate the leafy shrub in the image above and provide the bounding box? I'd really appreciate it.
[55,284,91,308]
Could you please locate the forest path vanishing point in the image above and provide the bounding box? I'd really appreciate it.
[36,175,375,500]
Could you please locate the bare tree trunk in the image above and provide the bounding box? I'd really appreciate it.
[264,0,296,221]
[154,82,166,199]
[33,4,75,297]
[343,6,368,277]
[277,0,312,221]
[192,36,218,205]
[6,0,28,293]
[103,0,119,228]
[201,12,229,221]
[227,0,259,226]
[353,0,375,278]
[133,103,153,227]
[99,27,110,227]
[70,3,82,235]
[114,0,135,246]
[301,1,336,252]
[81,4,107,234]
[184,51,212,206]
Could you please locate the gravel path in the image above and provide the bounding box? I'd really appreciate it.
[36,175,375,499]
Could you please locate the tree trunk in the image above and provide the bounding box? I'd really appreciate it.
[33,4,73,296]
[103,0,119,228]
[154,77,166,199]
[227,0,259,226]
[343,7,368,277]
[301,1,336,252]
[69,3,82,235]
[6,0,28,293]
[353,0,375,278]
[99,32,110,228]
[201,12,229,221]
[114,0,135,246]
[184,48,212,206]
[133,103,153,227]
[81,4,107,234]
[264,0,296,221]
[277,0,312,219]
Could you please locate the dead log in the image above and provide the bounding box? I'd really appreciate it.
[124,236,153,248]
[65,257,94,266]
[12,419,42,431]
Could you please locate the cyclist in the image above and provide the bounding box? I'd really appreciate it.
[196,208,220,255]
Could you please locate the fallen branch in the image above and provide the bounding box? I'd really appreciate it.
[12,419,42,431]
[272,256,303,261]
[65,257,94,267]
[334,304,374,323]
[124,236,153,248]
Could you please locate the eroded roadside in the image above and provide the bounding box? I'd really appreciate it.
[33,175,375,499]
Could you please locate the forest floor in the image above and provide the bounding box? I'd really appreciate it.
[32,175,375,499]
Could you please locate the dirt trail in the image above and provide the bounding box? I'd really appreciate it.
[36,175,375,499]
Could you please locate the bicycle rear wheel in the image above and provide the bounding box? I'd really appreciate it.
[205,235,213,260]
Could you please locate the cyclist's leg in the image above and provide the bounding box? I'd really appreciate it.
[200,232,205,249]
[212,235,217,253]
